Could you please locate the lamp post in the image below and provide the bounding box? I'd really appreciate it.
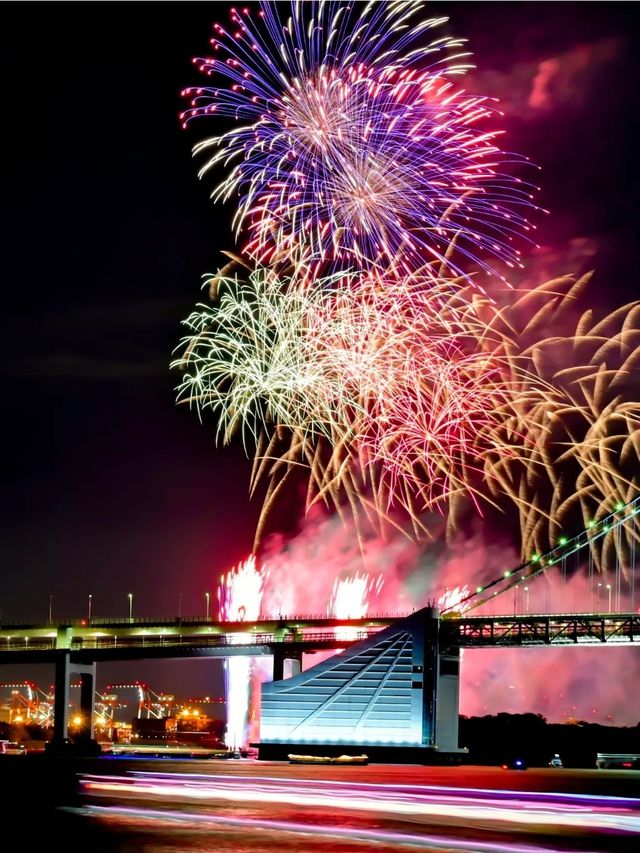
[205,592,210,621]
[524,586,530,614]
[597,583,602,609]
[606,583,612,612]
[128,593,133,622]
[48,593,53,624]
[88,594,93,623]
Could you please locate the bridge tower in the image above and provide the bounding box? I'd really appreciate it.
[51,653,96,747]
[259,606,464,762]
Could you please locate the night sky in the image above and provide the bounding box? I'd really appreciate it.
[2,2,639,698]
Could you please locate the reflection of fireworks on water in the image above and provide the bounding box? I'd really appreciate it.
[328,572,383,641]
[217,555,264,750]
[182,2,538,280]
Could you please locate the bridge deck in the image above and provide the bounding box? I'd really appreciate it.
[0,613,637,663]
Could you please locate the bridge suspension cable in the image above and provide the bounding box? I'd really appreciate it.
[441,496,640,615]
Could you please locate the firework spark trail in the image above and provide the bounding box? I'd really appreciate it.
[478,273,640,570]
[217,556,264,750]
[181,2,539,282]
[328,572,383,642]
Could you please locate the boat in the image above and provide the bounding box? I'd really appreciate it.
[288,753,368,765]
[106,743,227,759]
[333,754,368,765]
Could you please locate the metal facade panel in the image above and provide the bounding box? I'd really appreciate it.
[261,610,439,747]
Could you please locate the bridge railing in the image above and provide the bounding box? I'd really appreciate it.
[0,612,406,630]
[0,629,381,653]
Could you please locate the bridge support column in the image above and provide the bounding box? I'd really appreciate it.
[53,652,70,744]
[272,647,302,681]
[52,654,97,749]
[76,661,97,740]
[434,647,461,753]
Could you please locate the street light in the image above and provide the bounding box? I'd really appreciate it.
[88,594,93,623]
[128,593,133,621]
[205,592,210,621]
[606,584,612,612]
[48,593,53,624]
[524,586,530,614]
[597,583,602,609]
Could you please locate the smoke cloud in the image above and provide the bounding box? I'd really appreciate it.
[466,37,622,118]
[257,512,640,726]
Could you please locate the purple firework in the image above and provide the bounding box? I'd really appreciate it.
[182,1,540,283]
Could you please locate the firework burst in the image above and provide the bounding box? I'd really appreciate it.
[182,2,538,281]
[329,571,383,641]
[218,553,264,622]
[175,7,639,577]
[437,584,471,613]
[174,266,562,546]
[173,267,357,449]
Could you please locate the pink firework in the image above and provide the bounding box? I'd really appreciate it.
[437,585,471,613]
[176,268,558,542]
[302,273,551,521]
[218,554,264,622]
[328,571,383,641]
[182,2,539,281]
[217,555,264,750]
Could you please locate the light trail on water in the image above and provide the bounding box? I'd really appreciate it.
[80,771,640,835]
[69,803,592,853]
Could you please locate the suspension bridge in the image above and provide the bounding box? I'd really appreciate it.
[0,498,638,759]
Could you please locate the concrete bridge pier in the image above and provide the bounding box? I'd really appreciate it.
[52,652,70,745]
[272,646,302,681]
[52,653,97,749]
[77,661,97,740]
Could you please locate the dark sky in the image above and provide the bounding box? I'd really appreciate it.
[1,2,639,695]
